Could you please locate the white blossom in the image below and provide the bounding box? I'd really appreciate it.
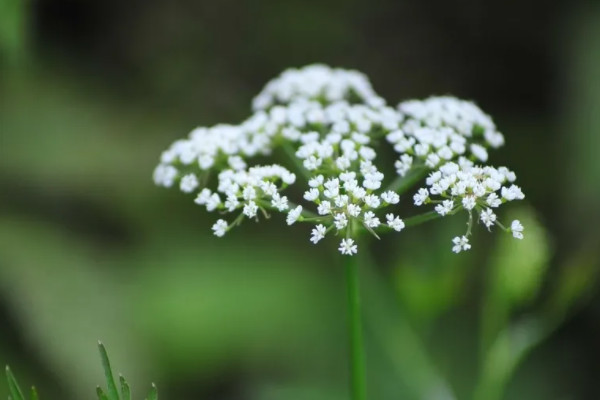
[435,200,454,216]
[194,188,212,205]
[224,195,240,212]
[364,194,381,208]
[363,211,380,228]
[309,175,324,187]
[271,193,289,211]
[339,238,358,256]
[304,188,320,201]
[212,219,228,237]
[286,205,303,225]
[487,193,502,208]
[414,188,429,206]
[206,193,221,212]
[179,173,199,193]
[318,201,332,215]
[334,213,348,230]
[394,154,413,176]
[386,214,405,232]
[462,196,477,210]
[480,208,496,229]
[310,224,327,244]
[511,219,524,239]
[452,236,471,253]
[243,201,258,218]
[155,66,524,254]
[381,191,400,204]
[347,204,362,217]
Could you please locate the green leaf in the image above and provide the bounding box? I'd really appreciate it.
[98,342,119,400]
[119,375,131,400]
[5,367,24,400]
[96,386,110,400]
[145,383,158,400]
[29,387,38,400]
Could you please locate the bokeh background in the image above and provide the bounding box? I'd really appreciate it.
[1,0,600,399]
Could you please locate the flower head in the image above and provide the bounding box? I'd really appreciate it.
[154,65,526,255]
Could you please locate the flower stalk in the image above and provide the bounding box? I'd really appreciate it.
[345,253,367,400]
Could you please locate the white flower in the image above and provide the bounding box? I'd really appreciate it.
[318,201,332,215]
[501,185,525,201]
[339,171,357,182]
[462,196,476,210]
[242,186,257,200]
[153,164,178,187]
[511,219,524,239]
[394,154,413,176]
[386,213,405,232]
[435,199,454,216]
[352,186,367,199]
[363,211,380,228]
[343,179,359,192]
[304,155,322,170]
[206,193,221,212]
[336,156,351,170]
[334,213,348,230]
[486,193,502,208]
[224,194,240,212]
[413,188,429,206]
[364,194,381,208]
[452,236,471,253]
[335,194,350,207]
[180,173,199,193]
[309,175,324,187]
[310,224,327,244]
[381,191,400,204]
[194,188,212,205]
[339,238,358,255]
[212,219,228,237]
[425,153,441,168]
[347,204,362,217]
[243,201,258,218]
[271,193,289,211]
[304,188,320,201]
[260,181,278,196]
[324,178,340,198]
[228,156,247,171]
[480,208,496,229]
[470,144,488,162]
[286,205,303,225]
[426,171,442,186]
[362,178,382,190]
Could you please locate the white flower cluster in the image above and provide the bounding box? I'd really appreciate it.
[252,64,384,111]
[413,157,525,252]
[154,64,526,256]
[387,96,505,175]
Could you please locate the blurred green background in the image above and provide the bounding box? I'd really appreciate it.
[1,0,600,399]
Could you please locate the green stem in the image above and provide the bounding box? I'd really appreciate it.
[386,167,428,194]
[281,141,311,182]
[345,255,367,400]
[403,210,442,228]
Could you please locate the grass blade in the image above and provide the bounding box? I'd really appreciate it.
[96,386,109,400]
[119,375,131,400]
[145,383,157,400]
[97,342,119,400]
[5,366,25,400]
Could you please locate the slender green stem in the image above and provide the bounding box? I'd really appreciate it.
[403,210,442,228]
[345,255,367,400]
[281,141,311,182]
[386,167,428,194]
